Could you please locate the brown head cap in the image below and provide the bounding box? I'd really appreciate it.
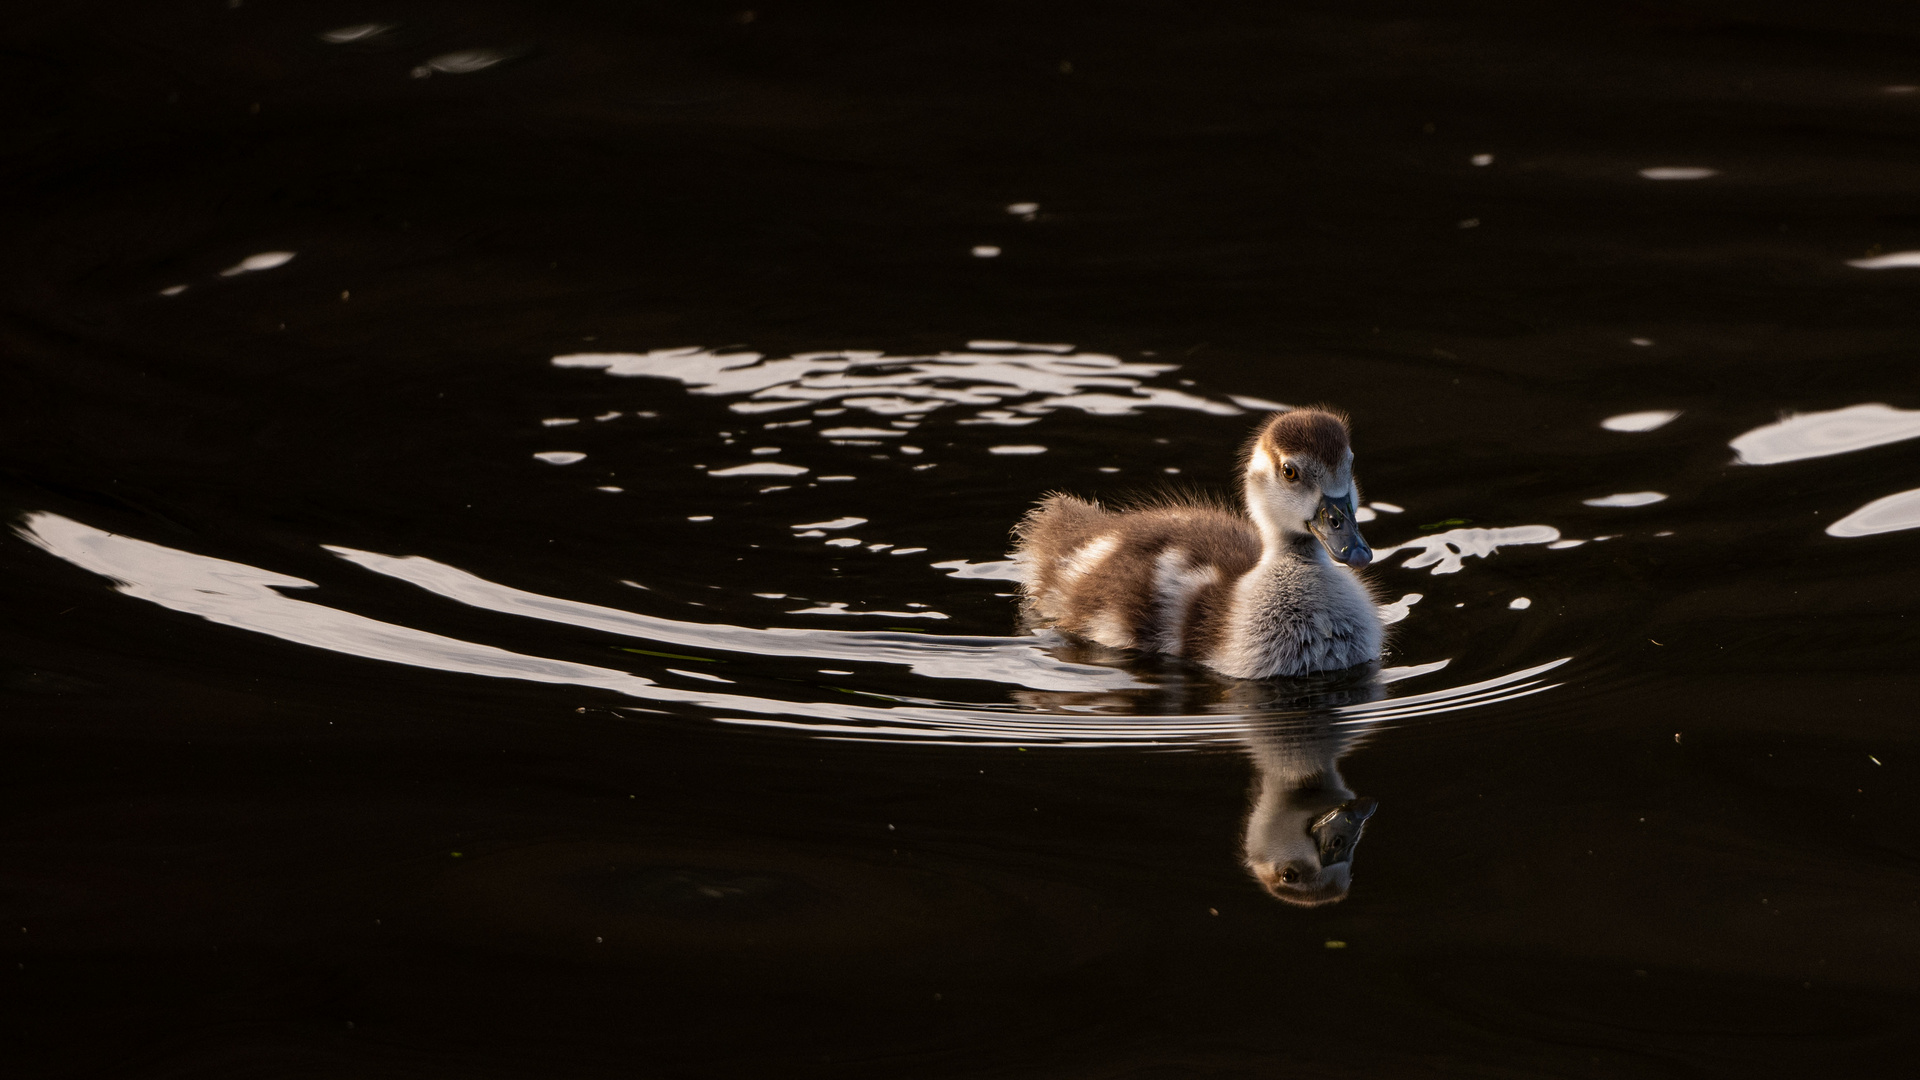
[1251,408,1352,472]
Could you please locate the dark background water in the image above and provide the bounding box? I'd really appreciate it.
[5,1,1920,1076]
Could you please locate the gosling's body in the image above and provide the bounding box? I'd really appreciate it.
[1012,409,1383,679]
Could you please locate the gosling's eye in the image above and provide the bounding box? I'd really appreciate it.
[1281,867,1301,884]
[1329,835,1346,850]
[1280,462,1299,482]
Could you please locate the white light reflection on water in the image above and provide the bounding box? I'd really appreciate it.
[1730,403,1920,465]
[551,343,1247,429]
[16,513,1568,749]
[1377,593,1422,625]
[1601,410,1680,432]
[1846,251,1920,269]
[708,462,808,477]
[322,542,1115,690]
[1827,488,1920,537]
[219,251,295,277]
[412,49,520,78]
[786,601,949,619]
[1583,491,1667,508]
[1375,525,1562,575]
[1639,167,1718,180]
[320,23,393,44]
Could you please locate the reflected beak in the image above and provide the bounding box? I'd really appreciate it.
[1308,492,1372,568]
[1310,797,1378,866]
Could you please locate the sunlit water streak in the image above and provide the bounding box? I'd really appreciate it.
[1601,409,1680,432]
[550,343,1245,434]
[1730,403,1920,465]
[16,512,1569,750]
[1828,486,1920,537]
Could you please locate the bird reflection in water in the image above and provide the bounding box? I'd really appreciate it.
[1242,711,1377,906]
[1016,647,1385,906]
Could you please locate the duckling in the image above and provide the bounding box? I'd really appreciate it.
[1011,408,1382,679]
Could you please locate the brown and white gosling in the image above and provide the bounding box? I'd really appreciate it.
[1011,409,1382,679]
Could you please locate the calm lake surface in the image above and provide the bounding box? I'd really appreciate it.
[5,1,1919,1075]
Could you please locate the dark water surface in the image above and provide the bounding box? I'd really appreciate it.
[6,1,1920,1075]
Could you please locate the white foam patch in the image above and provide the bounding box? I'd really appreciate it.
[1731,404,1920,465]
[1827,487,1920,537]
[1377,525,1563,575]
[1583,491,1667,508]
[1602,410,1680,432]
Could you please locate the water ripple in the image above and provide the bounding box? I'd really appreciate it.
[551,343,1247,430]
[15,512,1570,751]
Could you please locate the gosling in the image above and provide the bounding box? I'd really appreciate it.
[1011,409,1382,679]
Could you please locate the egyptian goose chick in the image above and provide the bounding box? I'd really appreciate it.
[1011,409,1382,679]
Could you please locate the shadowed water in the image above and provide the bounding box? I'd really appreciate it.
[4,1,1919,1077]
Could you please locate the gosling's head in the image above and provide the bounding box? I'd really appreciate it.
[1242,408,1372,568]
[1245,792,1379,907]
